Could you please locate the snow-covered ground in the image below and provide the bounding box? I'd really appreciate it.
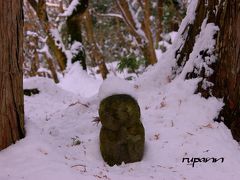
[1,63,240,180]
[1,1,240,178]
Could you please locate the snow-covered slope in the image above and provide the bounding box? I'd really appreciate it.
[0,72,240,180]
[1,1,240,178]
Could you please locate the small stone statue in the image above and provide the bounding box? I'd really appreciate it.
[99,94,145,166]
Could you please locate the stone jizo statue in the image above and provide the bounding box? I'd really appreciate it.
[99,94,145,166]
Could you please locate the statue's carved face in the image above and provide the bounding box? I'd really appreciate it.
[99,94,141,131]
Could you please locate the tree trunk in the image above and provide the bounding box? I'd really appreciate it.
[175,1,207,68]
[83,10,109,79]
[28,0,67,72]
[175,0,240,141]
[43,52,59,83]
[0,0,25,150]
[141,0,158,65]
[46,35,67,72]
[66,0,88,70]
[212,0,240,141]
[155,0,163,48]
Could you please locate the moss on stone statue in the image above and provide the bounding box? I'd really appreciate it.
[99,94,145,166]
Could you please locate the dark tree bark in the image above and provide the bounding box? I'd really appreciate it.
[0,0,25,150]
[175,0,240,141]
[212,0,240,141]
[175,1,208,68]
[67,0,88,70]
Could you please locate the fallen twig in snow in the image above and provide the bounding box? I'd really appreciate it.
[92,116,101,126]
[68,101,90,108]
[71,164,87,172]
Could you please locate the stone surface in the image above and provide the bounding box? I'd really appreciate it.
[99,94,145,166]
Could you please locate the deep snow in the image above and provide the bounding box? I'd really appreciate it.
[1,68,240,180]
[1,1,240,179]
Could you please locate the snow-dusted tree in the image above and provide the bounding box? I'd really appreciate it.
[0,0,25,150]
[28,0,67,69]
[24,0,60,83]
[172,0,240,141]
[63,0,109,79]
[66,0,88,70]
[116,0,158,65]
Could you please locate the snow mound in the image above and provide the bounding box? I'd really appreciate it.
[98,76,137,101]
[59,63,102,98]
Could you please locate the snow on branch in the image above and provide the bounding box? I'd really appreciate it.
[179,19,219,88]
[46,2,61,8]
[95,13,123,20]
[116,0,147,43]
[127,1,146,39]
[61,0,80,17]
[49,28,66,53]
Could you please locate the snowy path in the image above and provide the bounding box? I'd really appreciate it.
[0,77,240,180]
